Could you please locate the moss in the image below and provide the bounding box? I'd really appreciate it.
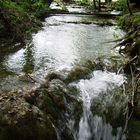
[130,30,138,39]
[117,15,140,31]
[65,67,91,83]
[76,0,91,6]
[132,16,140,28]
[117,15,133,29]
[0,92,57,140]
[65,60,95,83]
[0,117,57,140]
[40,93,61,120]
[45,72,65,83]
[112,0,128,13]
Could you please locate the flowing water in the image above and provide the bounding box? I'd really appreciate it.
[0,12,127,140]
[75,71,126,140]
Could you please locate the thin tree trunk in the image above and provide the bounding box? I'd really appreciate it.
[127,0,133,15]
[98,0,101,12]
[93,0,97,10]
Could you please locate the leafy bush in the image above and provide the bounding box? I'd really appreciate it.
[116,15,132,28]
[117,15,140,30]
[76,0,92,6]
[132,15,140,27]
[112,0,128,13]
[0,0,49,42]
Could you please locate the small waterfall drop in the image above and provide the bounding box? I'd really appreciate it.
[75,70,126,140]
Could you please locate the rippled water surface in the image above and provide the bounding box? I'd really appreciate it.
[1,15,124,78]
[0,12,127,140]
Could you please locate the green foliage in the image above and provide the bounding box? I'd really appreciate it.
[132,15,140,27]
[65,61,95,83]
[76,0,92,6]
[0,0,49,42]
[117,15,140,29]
[116,15,132,28]
[112,0,128,13]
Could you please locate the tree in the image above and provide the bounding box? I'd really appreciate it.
[126,0,132,15]
[93,0,97,10]
[98,0,101,12]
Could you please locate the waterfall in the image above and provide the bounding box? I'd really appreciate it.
[75,70,126,140]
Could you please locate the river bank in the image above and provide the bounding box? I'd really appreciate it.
[0,1,139,140]
[0,0,52,48]
[0,6,128,139]
[116,12,140,140]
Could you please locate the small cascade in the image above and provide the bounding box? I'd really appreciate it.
[75,70,126,140]
[0,12,127,140]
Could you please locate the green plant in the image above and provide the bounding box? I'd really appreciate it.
[76,0,92,6]
[0,0,49,42]
[112,0,128,13]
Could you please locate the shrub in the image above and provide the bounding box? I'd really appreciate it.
[0,0,49,42]
[112,0,128,13]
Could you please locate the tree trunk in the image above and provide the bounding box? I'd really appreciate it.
[127,0,133,15]
[93,0,97,10]
[98,0,101,12]
[46,0,54,7]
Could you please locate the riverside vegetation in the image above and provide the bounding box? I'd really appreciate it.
[0,0,52,47]
[113,0,140,139]
[0,0,140,140]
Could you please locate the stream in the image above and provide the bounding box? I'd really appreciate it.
[0,8,127,140]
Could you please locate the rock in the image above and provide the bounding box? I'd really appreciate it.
[0,91,57,140]
[17,89,22,94]
[45,71,65,82]
[36,79,82,138]
[0,97,3,101]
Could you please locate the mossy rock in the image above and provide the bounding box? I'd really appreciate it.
[65,60,95,83]
[36,79,82,138]
[0,114,57,140]
[132,16,140,28]
[0,92,57,140]
[45,72,65,83]
[39,93,59,120]
[65,67,92,83]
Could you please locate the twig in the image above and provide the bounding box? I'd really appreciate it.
[117,56,137,74]
[121,64,137,138]
[27,74,38,83]
[122,108,133,134]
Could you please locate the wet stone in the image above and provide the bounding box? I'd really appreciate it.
[0,91,57,140]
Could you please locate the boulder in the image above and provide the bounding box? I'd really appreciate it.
[0,91,57,140]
